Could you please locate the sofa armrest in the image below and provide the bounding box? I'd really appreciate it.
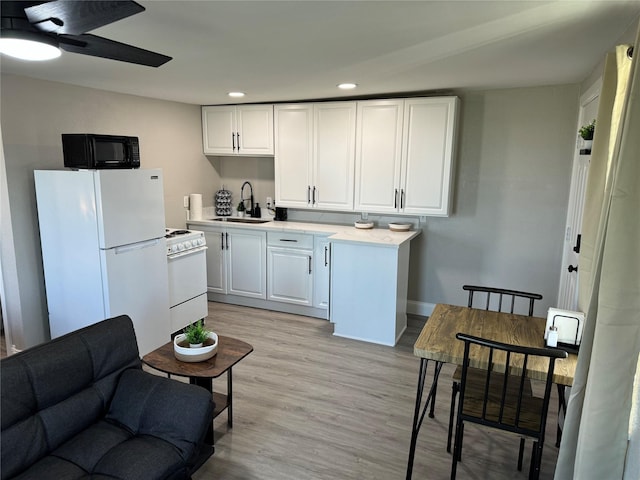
[106,369,214,461]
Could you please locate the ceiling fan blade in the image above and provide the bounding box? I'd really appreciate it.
[59,33,171,67]
[25,1,144,35]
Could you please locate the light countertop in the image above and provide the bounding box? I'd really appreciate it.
[186,218,421,247]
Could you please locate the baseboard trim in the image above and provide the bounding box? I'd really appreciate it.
[407,300,435,317]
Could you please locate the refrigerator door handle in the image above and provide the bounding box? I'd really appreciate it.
[114,238,160,254]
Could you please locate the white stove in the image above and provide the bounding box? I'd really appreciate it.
[165,228,208,333]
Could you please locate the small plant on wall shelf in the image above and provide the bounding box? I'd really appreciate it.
[579,119,596,140]
[183,319,210,347]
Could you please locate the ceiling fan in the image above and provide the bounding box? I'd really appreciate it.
[0,1,171,66]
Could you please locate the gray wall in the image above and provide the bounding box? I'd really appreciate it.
[413,86,578,314]
[1,75,578,350]
[1,74,220,349]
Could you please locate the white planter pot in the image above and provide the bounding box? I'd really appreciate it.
[173,332,218,362]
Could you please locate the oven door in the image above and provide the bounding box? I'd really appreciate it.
[167,246,208,308]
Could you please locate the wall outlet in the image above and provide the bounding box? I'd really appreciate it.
[183,195,189,208]
[266,196,273,207]
[361,212,368,220]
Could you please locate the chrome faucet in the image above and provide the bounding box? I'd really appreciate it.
[241,181,254,217]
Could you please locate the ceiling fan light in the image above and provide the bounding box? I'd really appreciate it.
[0,30,61,61]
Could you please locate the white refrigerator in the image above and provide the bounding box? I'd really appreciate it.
[34,168,170,356]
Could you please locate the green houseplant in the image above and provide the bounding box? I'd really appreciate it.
[183,319,210,347]
[579,119,596,140]
[237,200,246,217]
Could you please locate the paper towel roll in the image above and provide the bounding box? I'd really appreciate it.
[189,194,203,220]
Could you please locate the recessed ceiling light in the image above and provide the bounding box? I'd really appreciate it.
[228,92,245,98]
[0,30,61,61]
[338,83,357,90]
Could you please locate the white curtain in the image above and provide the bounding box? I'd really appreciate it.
[555,28,640,480]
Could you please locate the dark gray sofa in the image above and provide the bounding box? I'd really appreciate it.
[1,315,214,480]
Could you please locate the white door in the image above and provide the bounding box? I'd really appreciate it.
[557,80,600,309]
[314,102,356,211]
[354,100,404,213]
[101,238,170,356]
[237,105,274,155]
[274,104,314,208]
[402,97,458,216]
[227,229,267,299]
[203,228,227,294]
[202,106,236,154]
[267,247,313,305]
[95,169,166,248]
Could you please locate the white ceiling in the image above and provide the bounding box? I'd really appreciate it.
[1,1,639,105]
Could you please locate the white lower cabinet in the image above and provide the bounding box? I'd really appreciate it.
[202,226,226,294]
[194,225,266,299]
[313,236,330,310]
[267,232,313,306]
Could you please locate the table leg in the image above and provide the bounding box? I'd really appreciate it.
[556,384,567,447]
[406,359,443,480]
[191,377,214,445]
[227,368,233,428]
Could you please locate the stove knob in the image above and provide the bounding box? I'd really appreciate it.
[171,245,179,253]
[178,243,185,251]
[185,241,192,249]
[198,238,205,246]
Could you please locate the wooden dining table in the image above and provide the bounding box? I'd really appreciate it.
[405,303,578,480]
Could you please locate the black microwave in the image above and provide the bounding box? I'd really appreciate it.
[62,134,140,169]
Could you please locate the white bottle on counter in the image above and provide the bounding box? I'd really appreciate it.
[547,326,558,348]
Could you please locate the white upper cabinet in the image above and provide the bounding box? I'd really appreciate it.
[202,105,274,156]
[275,102,356,211]
[355,97,459,216]
[274,104,314,208]
[313,103,356,211]
[401,97,459,216]
[354,99,405,213]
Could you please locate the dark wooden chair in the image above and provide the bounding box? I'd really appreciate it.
[446,285,543,470]
[450,333,567,480]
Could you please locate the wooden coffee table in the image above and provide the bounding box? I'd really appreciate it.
[142,335,253,449]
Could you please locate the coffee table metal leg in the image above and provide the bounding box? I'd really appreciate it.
[228,368,233,428]
[191,377,214,445]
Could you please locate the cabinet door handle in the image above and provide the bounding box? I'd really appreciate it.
[232,132,236,150]
[394,188,398,208]
[312,186,316,205]
[279,238,298,242]
[220,232,224,250]
[307,185,311,204]
[236,132,240,150]
[324,245,328,266]
[309,255,312,274]
[225,232,229,250]
[401,189,405,209]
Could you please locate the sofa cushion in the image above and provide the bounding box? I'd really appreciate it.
[106,369,213,462]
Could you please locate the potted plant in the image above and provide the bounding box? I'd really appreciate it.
[183,319,210,347]
[236,200,246,218]
[173,319,219,362]
[578,119,595,154]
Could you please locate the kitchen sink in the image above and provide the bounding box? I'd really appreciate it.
[211,217,271,224]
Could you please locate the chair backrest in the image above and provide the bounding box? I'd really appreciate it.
[463,285,542,316]
[455,332,567,439]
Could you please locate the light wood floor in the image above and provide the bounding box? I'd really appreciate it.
[188,302,560,480]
